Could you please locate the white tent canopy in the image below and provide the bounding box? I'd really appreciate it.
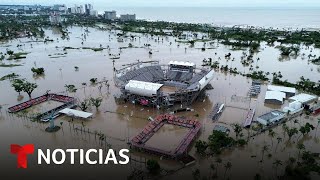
[125,80,163,97]
[59,108,93,118]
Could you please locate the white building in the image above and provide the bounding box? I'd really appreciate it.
[267,85,296,97]
[264,91,286,105]
[288,93,317,104]
[49,12,61,25]
[120,14,136,21]
[105,11,117,20]
[90,10,98,17]
[283,101,303,115]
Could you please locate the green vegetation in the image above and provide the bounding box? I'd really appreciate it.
[273,73,320,95]
[31,67,45,75]
[90,97,103,110]
[11,79,38,97]
[11,79,24,94]
[82,47,104,51]
[0,73,19,81]
[195,130,237,155]
[278,45,300,56]
[79,99,90,112]
[65,84,77,93]
[310,56,320,65]
[90,78,98,84]
[146,159,160,174]
[7,52,28,60]
[0,63,22,67]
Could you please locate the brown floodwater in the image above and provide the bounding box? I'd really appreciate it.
[0,26,319,179]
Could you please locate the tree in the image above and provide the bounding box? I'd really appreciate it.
[298,123,315,140]
[195,140,208,156]
[315,118,320,137]
[273,159,282,177]
[31,67,45,75]
[297,143,305,161]
[208,130,235,154]
[65,84,77,93]
[260,145,269,162]
[192,169,201,180]
[275,137,282,153]
[22,81,37,98]
[223,162,232,180]
[209,163,216,179]
[254,173,261,180]
[146,159,160,174]
[7,50,14,55]
[11,79,24,95]
[268,129,276,147]
[90,97,103,110]
[215,157,222,176]
[90,78,97,84]
[286,128,298,141]
[231,123,243,140]
[79,99,90,111]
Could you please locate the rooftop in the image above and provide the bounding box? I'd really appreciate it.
[169,61,195,67]
[265,90,286,102]
[289,93,317,104]
[213,125,230,133]
[258,110,285,121]
[267,85,296,94]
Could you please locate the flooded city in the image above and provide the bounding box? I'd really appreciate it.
[0,4,320,180]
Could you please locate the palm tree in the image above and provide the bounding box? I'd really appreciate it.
[315,118,320,137]
[254,173,261,180]
[260,145,269,162]
[297,143,305,161]
[223,162,232,180]
[231,123,242,140]
[275,137,282,153]
[268,129,276,148]
[282,124,288,138]
[210,163,216,179]
[273,159,282,177]
[215,157,222,176]
[192,169,200,180]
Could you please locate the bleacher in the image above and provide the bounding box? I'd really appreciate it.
[167,70,193,82]
[118,65,164,83]
[163,81,188,89]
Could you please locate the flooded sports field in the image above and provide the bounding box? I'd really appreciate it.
[0,26,319,179]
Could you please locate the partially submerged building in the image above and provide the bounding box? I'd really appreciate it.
[257,110,286,126]
[288,93,317,104]
[283,101,303,115]
[267,85,296,97]
[264,91,286,105]
[114,61,214,108]
[213,125,230,134]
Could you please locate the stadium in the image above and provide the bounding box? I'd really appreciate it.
[114,61,214,108]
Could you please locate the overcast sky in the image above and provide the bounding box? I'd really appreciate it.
[1,0,320,7]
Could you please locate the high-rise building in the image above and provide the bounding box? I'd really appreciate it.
[120,14,136,21]
[49,12,61,25]
[104,11,117,20]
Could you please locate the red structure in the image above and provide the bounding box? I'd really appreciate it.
[8,94,75,113]
[131,114,201,159]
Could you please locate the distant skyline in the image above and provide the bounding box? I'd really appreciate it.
[1,0,320,7]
